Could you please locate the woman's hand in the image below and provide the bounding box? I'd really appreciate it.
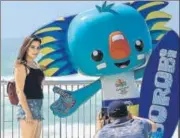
[25,111,34,124]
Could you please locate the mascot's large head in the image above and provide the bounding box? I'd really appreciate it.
[67,2,152,76]
[32,1,171,77]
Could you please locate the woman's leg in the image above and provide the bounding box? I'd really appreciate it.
[35,120,42,138]
[20,120,39,138]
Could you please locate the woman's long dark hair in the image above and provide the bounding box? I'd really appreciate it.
[15,35,41,66]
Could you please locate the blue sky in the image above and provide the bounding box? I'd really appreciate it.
[1,1,179,39]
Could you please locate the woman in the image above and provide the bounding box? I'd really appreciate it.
[14,35,44,138]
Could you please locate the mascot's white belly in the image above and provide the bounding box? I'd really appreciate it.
[101,71,140,100]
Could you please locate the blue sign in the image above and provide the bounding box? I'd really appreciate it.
[139,30,179,138]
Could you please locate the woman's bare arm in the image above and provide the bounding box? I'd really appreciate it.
[14,64,31,115]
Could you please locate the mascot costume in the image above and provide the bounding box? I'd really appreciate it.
[32,1,179,138]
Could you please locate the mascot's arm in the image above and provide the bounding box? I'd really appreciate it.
[51,79,102,118]
[134,67,146,80]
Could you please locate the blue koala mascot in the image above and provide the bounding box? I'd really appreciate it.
[32,1,179,138]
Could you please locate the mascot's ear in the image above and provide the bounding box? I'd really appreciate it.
[125,1,172,49]
[31,15,78,77]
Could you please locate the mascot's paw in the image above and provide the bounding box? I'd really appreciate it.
[149,132,163,138]
[50,86,76,118]
[53,86,65,95]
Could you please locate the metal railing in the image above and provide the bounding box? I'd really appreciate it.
[1,80,142,138]
[1,80,103,138]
